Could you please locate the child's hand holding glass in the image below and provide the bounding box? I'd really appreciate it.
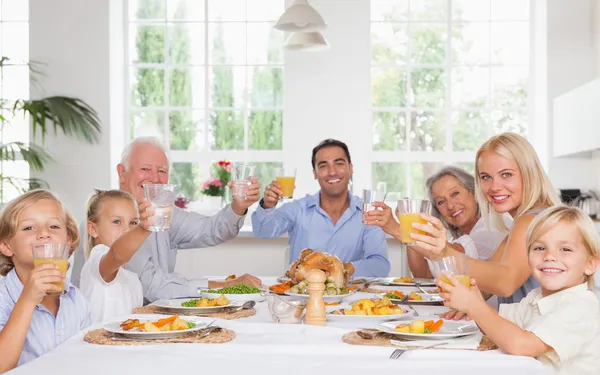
[137,199,155,232]
[436,272,485,314]
[21,263,65,305]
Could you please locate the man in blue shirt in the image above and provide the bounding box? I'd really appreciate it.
[251,139,390,277]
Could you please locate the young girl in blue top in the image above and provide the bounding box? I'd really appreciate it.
[0,190,90,372]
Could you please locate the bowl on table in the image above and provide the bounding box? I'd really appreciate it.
[267,294,307,324]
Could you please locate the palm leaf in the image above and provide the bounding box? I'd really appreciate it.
[0,142,52,171]
[0,175,49,195]
[16,97,102,143]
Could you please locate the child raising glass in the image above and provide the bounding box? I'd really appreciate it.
[438,205,600,374]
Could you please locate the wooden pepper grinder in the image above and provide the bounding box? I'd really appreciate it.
[305,269,327,326]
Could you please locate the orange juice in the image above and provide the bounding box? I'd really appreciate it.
[438,274,471,292]
[33,258,68,294]
[276,176,296,198]
[399,213,427,243]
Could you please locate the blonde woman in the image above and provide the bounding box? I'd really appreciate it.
[366,133,561,314]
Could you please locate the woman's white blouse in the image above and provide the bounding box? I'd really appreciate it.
[80,244,143,323]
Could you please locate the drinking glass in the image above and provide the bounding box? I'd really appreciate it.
[275,167,296,199]
[143,184,176,231]
[32,242,70,295]
[231,162,256,200]
[397,198,432,245]
[361,189,386,212]
[430,255,471,292]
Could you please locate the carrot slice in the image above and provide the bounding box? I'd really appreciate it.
[424,320,435,329]
[393,290,404,297]
[429,319,443,333]
[155,315,178,327]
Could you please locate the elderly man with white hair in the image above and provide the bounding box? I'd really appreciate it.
[71,137,262,303]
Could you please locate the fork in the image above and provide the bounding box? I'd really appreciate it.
[389,342,448,359]
[401,295,419,316]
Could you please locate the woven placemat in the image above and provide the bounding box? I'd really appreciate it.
[342,330,497,351]
[84,327,235,345]
[132,305,256,319]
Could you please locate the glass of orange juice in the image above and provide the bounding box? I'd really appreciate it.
[32,242,70,295]
[396,198,432,245]
[430,255,470,293]
[275,167,296,199]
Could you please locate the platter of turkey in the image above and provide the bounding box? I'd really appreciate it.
[270,249,357,302]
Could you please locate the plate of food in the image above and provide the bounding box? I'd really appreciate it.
[328,297,410,321]
[376,319,479,339]
[383,290,444,305]
[105,314,207,339]
[375,276,437,287]
[283,279,356,302]
[200,283,266,302]
[154,295,239,313]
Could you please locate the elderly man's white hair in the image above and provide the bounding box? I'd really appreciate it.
[120,136,169,170]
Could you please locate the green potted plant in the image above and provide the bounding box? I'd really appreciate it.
[0,57,101,200]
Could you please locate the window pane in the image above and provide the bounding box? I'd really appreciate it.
[411,162,442,200]
[0,160,31,203]
[452,111,490,151]
[491,22,529,64]
[170,162,206,200]
[371,0,408,21]
[169,23,205,65]
[2,0,28,21]
[209,66,245,108]
[491,67,528,108]
[410,0,447,22]
[248,110,282,150]
[453,162,475,176]
[169,67,205,106]
[131,110,165,140]
[167,0,204,21]
[130,67,165,107]
[2,23,28,64]
[452,0,490,21]
[249,67,283,107]
[491,110,527,137]
[208,23,246,65]
[1,111,29,144]
[451,22,489,65]
[247,23,284,65]
[209,110,244,150]
[253,162,282,194]
[372,67,408,107]
[371,23,408,65]
[169,110,205,150]
[129,0,166,20]
[130,24,166,63]
[1,65,28,100]
[208,0,246,21]
[410,68,445,107]
[409,111,445,151]
[409,23,446,64]
[373,111,406,151]
[247,0,283,22]
[451,67,489,108]
[491,0,529,21]
[372,162,407,198]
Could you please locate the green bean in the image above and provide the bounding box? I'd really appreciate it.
[204,283,261,294]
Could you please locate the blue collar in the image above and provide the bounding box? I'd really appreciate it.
[306,191,362,211]
[6,268,76,304]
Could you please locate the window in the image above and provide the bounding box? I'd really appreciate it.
[0,0,30,202]
[370,0,529,199]
[127,0,284,200]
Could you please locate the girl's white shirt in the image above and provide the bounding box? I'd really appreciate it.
[80,244,143,323]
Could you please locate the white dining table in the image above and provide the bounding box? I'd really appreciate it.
[8,277,551,375]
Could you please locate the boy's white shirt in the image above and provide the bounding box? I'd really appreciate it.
[80,244,144,323]
[499,283,600,375]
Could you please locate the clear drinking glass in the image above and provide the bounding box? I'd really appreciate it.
[430,255,471,292]
[32,242,70,295]
[361,189,386,212]
[396,198,432,245]
[231,162,256,200]
[275,167,296,199]
[143,184,176,231]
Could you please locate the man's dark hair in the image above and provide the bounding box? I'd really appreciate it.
[311,138,352,169]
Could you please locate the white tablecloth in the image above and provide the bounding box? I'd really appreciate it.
[8,277,551,375]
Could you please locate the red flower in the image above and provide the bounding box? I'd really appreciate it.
[218,161,224,166]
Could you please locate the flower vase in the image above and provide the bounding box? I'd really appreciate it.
[202,195,223,211]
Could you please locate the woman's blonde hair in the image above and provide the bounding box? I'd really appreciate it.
[0,190,80,276]
[526,205,599,285]
[475,132,561,232]
[85,189,136,258]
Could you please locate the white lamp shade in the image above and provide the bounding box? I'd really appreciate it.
[284,31,329,52]
[274,0,327,33]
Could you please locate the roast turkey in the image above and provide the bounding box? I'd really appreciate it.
[286,249,355,286]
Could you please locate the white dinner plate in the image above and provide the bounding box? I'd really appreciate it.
[104,314,207,340]
[153,298,241,314]
[376,277,437,287]
[200,291,265,302]
[327,308,411,322]
[376,320,480,339]
[284,290,356,303]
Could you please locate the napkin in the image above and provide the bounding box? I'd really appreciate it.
[391,332,483,350]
